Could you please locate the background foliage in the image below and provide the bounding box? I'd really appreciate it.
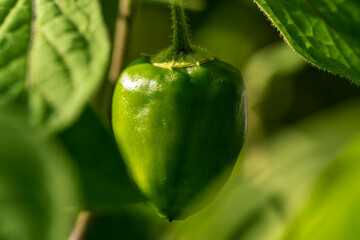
[1,0,360,239]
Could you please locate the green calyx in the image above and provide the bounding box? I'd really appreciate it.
[150,0,215,70]
[150,46,215,70]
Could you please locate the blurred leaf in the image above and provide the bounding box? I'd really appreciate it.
[0,113,81,240]
[190,0,279,69]
[58,106,144,210]
[254,0,360,83]
[141,0,206,11]
[0,0,110,134]
[162,98,360,240]
[281,133,360,240]
[243,43,305,107]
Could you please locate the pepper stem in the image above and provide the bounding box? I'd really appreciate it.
[150,0,215,69]
[171,0,192,53]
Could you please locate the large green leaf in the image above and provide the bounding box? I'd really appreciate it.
[0,0,110,134]
[58,106,144,210]
[253,0,360,83]
[281,133,360,240]
[0,113,81,240]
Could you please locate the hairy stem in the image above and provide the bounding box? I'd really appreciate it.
[171,0,192,53]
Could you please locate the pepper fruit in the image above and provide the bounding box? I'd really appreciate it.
[112,0,247,220]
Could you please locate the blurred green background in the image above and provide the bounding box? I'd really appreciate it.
[2,0,360,239]
[87,0,360,239]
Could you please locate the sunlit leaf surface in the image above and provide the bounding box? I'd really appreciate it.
[254,0,360,83]
[0,0,110,134]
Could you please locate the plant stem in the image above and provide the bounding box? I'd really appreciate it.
[93,0,135,124]
[68,211,92,240]
[171,0,192,53]
[109,0,134,84]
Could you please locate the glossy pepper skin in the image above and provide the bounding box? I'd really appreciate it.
[112,56,247,220]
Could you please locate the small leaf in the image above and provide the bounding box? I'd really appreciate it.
[254,0,360,83]
[0,113,81,240]
[0,0,110,134]
[58,106,144,210]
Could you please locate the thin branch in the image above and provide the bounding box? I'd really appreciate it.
[68,211,92,240]
[109,0,134,84]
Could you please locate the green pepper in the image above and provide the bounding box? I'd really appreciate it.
[112,0,247,220]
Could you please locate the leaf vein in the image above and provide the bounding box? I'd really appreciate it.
[50,0,91,64]
[0,50,24,70]
[25,0,36,88]
[38,29,73,88]
[0,0,22,34]
[305,0,360,73]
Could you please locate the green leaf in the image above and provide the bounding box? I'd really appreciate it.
[253,0,360,83]
[281,133,360,240]
[0,113,81,240]
[0,0,110,134]
[58,106,144,210]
